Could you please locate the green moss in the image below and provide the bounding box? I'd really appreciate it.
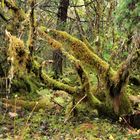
[12,74,41,95]
[119,92,132,115]
[41,70,78,94]
[2,97,54,111]
[8,35,29,76]
[38,28,133,116]
[47,29,110,77]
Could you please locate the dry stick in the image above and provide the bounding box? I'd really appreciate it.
[121,117,134,130]
[64,94,87,123]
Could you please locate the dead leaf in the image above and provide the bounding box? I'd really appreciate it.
[9,112,18,118]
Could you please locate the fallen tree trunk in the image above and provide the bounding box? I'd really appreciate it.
[5,27,140,119]
[3,0,139,119]
[38,27,140,116]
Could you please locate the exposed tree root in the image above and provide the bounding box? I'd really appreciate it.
[2,97,54,111]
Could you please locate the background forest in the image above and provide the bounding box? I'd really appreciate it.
[0,0,140,139]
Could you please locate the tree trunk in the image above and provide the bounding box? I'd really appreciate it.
[53,0,69,78]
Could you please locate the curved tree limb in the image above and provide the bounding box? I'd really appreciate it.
[32,60,79,94]
[40,69,78,94]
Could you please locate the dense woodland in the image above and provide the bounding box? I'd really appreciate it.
[0,0,140,139]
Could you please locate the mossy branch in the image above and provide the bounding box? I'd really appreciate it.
[38,28,115,81]
[32,60,79,94]
[38,27,139,90]
[40,70,78,94]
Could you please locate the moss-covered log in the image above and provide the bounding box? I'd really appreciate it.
[5,27,140,118]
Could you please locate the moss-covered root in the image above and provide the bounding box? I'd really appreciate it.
[2,97,54,111]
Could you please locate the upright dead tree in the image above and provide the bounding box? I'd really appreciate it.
[53,0,69,78]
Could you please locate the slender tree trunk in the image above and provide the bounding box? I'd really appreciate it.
[53,0,69,78]
[29,0,36,56]
[27,0,36,73]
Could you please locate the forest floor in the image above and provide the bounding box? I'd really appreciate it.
[0,87,140,140]
[0,69,140,140]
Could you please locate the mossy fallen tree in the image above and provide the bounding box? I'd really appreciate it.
[5,27,140,119]
[4,31,103,117]
[38,27,140,117]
